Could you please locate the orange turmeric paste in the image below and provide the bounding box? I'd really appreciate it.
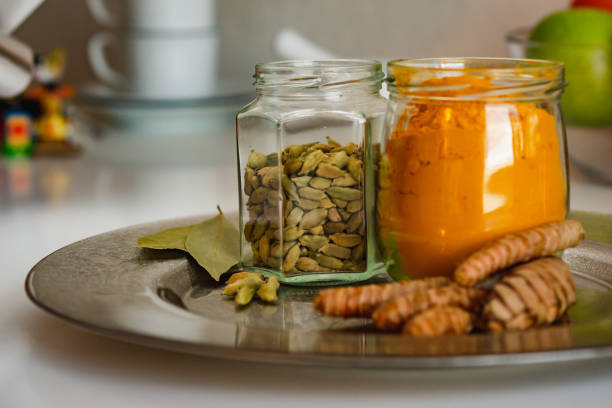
[378,76,567,278]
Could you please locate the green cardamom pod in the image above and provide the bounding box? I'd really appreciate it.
[235,278,263,306]
[298,186,327,201]
[247,151,267,169]
[346,211,363,233]
[327,207,342,222]
[347,157,362,181]
[296,257,319,271]
[315,254,343,270]
[283,244,301,271]
[309,177,331,190]
[299,234,329,250]
[326,150,349,169]
[332,174,358,187]
[286,207,304,227]
[327,187,362,201]
[256,277,280,302]
[299,149,325,175]
[299,208,328,230]
[291,176,312,187]
[319,243,351,259]
[324,222,347,234]
[281,175,299,201]
[346,199,362,213]
[248,186,270,204]
[315,163,346,179]
[330,233,362,248]
[295,198,320,210]
[351,242,365,262]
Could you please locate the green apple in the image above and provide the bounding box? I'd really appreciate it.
[528,9,612,126]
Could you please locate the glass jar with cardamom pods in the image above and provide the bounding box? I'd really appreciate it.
[236,59,387,284]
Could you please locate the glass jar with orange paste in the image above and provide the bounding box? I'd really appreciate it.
[376,58,568,279]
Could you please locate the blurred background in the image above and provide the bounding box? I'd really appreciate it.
[0,0,609,238]
[16,0,568,85]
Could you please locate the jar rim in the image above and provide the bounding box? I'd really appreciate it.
[254,59,384,94]
[388,57,564,74]
[387,57,565,101]
[256,59,382,74]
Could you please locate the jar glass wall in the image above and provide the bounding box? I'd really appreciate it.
[376,58,569,279]
[237,59,387,284]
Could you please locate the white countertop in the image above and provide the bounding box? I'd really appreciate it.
[2,116,612,408]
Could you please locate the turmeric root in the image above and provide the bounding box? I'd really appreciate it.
[482,257,576,332]
[403,306,473,336]
[454,220,584,287]
[372,285,487,331]
[313,276,450,318]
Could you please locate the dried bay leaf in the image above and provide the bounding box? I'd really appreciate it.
[136,207,240,281]
[185,208,240,281]
[135,225,193,250]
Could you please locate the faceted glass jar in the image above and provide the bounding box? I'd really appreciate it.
[237,59,387,285]
[376,58,569,280]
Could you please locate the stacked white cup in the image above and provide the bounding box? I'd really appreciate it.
[86,0,219,100]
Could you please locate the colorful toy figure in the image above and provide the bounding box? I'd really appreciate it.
[36,95,69,142]
[2,107,33,157]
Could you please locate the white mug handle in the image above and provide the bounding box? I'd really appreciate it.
[85,0,117,27]
[0,35,34,97]
[87,32,125,87]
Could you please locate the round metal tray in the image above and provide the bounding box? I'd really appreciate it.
[25,211,612,368]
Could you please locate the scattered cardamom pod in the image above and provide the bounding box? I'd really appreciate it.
[223,275,280,306]
[257,276,280,302]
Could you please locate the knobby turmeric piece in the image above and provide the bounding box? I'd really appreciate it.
[483,257,576,332]
[313,276,450,318]
[372,285,487,331]
[454,220,584,287]
[403,306,473,336]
